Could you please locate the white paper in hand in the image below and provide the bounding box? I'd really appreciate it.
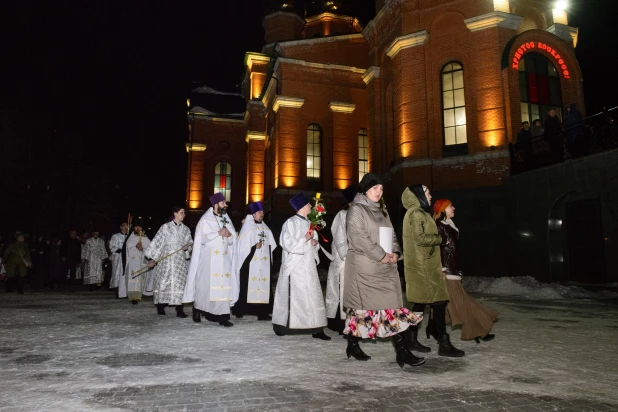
[379,227,393,253]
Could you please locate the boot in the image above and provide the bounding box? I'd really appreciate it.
[218,320,234,327]
[192,306,201,323]
[156,303,166,315]
[406,326,431,353]
[438,334,465,357]
[393,332,425,367]
[346,335,371,361]
[475,334,495,343]
[425,315,439,341]
[176,305,188,318]
[312,331,332,341]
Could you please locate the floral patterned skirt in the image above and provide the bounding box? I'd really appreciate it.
[343,308,423,339]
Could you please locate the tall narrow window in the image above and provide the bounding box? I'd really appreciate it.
[442,62,467,155]
[307,124,321,180]
[358,128,368,182]
[519,52,562,125]
[214,162,232,202]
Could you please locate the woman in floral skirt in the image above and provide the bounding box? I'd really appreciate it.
[342,173,425,367]
[433,199,499,342]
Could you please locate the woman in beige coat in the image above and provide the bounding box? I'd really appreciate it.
[342,173,424,367]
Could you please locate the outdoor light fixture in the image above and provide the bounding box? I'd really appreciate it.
[552,0,569,25]
[548,219,563,229]
[520,232,532,237]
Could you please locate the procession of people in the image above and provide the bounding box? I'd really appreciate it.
[1,183,498,368]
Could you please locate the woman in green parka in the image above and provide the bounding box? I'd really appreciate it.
[2,232,32,294]
[402,185,464,357]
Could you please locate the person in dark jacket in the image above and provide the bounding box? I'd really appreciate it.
[516,121,533,164]
[564,103,584,157]
[433,199,499,343]
[544,108,563,162]
[402,185,465,357]
[61,230,82,289]
[530,119,544,138]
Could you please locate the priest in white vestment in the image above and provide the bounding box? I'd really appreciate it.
[272,192,330,340]
[81,231,108,288]
[118,225,151,304]
[184,192,238,327]
[145,206,193,317]
[108,222,128,289]
[325,185,357,334]
[232,201,277,320]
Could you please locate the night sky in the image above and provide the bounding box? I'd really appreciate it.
[2,0,616,230]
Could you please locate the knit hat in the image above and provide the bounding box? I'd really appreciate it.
[209,192,225,206]
[289,192,310,211]
[433,199,452,219]
[359,173,383,194]
[249,201,263,214]
[341,184,358,204]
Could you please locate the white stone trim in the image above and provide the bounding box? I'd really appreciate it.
[271,33,365,51]
[385,30,428,58]
[185,143,207,152]
[273,96,304,112]
[464,12,523,32]
[245,52,271,70]
[546,24,579,48]
[304,12,362,30]
[211,117,245,124]
[362,66,381,84]
[246,131,266,143]
[274,57,366,75]
[329,102,356,113]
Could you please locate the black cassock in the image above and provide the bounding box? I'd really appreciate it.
[232,244,273,319]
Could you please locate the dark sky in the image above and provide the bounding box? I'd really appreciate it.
[2,0,616,223]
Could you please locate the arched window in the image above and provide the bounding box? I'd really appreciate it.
[358,128,368,182]
[519,52,562,125]
[214,162,231,202]
[441,62,467,155]
[307,124,321,180]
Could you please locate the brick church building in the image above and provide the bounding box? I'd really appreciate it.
[185,0,584,274]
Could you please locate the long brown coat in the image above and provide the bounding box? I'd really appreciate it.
[402,188,449,304]
[343,193,403,310]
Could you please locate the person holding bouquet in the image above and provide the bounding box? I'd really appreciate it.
[272,192,331,340]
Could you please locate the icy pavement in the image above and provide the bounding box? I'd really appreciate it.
[1,288,618,412]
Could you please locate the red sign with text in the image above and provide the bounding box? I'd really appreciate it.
[512,42,570,79]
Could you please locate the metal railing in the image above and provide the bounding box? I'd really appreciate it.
[509,106,618,175]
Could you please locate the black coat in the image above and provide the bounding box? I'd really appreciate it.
[436,221,459,276]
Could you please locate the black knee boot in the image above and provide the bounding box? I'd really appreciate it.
[192,306,201,322]
[176,305,187,318]
[393,332,425,367]
[346,334,371,361]
[156,303,166,315]
[406,326,431,352]
[438,333,465,357]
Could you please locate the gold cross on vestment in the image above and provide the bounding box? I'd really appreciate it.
[262,256,268,261]
[225,273,230,278]
[251,276,258,281]
[214,273,220,278]
[214,250,220,255]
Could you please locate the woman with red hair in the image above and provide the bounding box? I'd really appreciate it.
[433,199,499,343]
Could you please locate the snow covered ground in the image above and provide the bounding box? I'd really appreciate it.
[1,277,617,412]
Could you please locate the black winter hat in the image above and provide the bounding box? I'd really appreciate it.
[359,173,383,194]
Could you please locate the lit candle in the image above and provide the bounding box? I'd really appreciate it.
[316,193,321,199]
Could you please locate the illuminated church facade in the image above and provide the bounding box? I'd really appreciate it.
[185,0,584,253]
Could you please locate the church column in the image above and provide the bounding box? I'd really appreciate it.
[273,96,304,189]
[330,102,356,191]
[363,66,381,174]
[246,132,266,203]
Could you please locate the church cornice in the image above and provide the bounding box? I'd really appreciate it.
[245,52,271,71]
[245,131,266,143]
[329,102,356,113]
[546,24,579,48]
[273,96,304,112]
[464,11,523,32]
[274,57,366,75]
[385,31,429,58]
[267,33,365,52]
[362,66,380,84]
